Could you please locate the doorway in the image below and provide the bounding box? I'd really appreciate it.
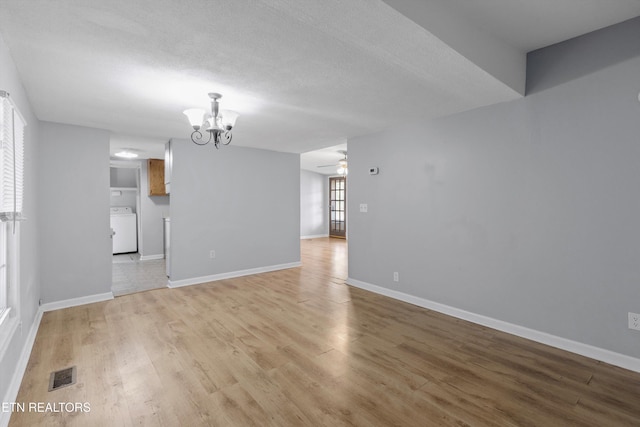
[109,162,141,258]
[329,176,346,238]
[109,160,168,296]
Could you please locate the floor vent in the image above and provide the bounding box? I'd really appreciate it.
[48,366,77,392]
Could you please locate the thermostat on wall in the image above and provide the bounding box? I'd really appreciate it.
[369,167,379,175]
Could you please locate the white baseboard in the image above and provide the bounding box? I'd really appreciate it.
[0,309,43,427]
[39,292,115,312]
[168,261,302,288]
[346,277,640,373]
[301,234,329,240]
[139,254,164,261]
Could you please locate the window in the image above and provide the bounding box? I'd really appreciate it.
[0,222,9,325]
[0,90,25,325]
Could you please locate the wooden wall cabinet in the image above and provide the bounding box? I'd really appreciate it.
[148,159,167,196]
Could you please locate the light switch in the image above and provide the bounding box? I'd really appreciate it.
[360,203,368,213]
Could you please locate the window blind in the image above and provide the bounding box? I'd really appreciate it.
[0,91,25,222]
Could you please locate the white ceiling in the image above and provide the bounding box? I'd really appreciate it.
[1,0,639,165]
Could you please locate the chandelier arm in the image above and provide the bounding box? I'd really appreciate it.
[220,131,232,146]
[191,129,213,146]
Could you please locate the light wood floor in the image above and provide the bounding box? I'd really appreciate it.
[10,238,640,426]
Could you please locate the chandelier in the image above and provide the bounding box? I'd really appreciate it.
[183,93,239,148]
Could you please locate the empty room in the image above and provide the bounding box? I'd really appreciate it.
[1,1,640,425]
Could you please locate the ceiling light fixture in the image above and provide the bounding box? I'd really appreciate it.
[337,153,348,175]
[184,93,239,148]
[317,150,348,175]
[114,150,139,159]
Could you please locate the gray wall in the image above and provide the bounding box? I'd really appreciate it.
[0,34,41,407]
[348,19,640,358]
[109,167,138,214]
[300,169,328,238]
[170,140,300,281]
[139,160,169,257]
[39,122,111,303]
[110,167,137,188]
[526,16,640,95]
[110,190,137,213]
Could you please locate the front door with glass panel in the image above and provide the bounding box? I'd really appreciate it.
[329,176,346,238]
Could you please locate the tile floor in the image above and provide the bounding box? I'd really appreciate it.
[112,252,141,263]
[112,253,168,296]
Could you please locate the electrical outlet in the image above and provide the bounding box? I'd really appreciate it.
[209,250,216,259]
[393,272,399,282]
[629,312,640,331]
[360,203,368,213]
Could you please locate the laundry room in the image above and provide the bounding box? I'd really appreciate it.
[110,166,139,256]
[109,161,169,261]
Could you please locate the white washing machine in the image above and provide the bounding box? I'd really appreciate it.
[110,207,137,254]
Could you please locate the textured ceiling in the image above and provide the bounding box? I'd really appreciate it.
[1,0,639,163]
